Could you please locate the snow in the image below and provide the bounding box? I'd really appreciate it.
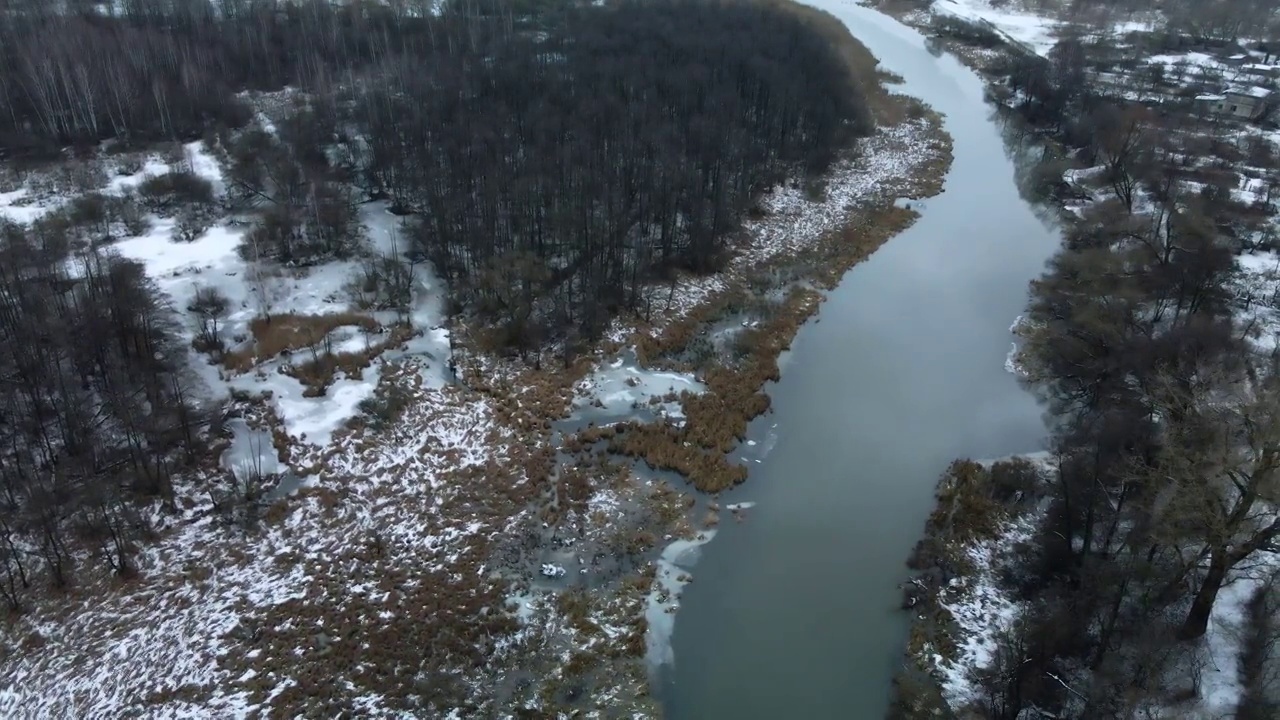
[932,0,1061,56]
[256,370,381,447]
[1234,250,1280,351]
[0,188,60,224]
[929,512,1039,707]
[1199,550,1280,715]
[1113,20,1157,35]
[1148,52,1229,70]
[104,155,171,194]
[573,351,704,424]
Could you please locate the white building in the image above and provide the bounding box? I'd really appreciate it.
[1200,87,1273,120]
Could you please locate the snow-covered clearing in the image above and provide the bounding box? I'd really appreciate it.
[933,0,1060,56]
[1,142,196,224]
[127,156,447,444]
[1236,249,1280,351]
[3,139,453,447]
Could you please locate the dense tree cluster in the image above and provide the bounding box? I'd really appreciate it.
[358,0,870,346]
[0,0,442,159]
[943,24,1280,719]
[0,226,204,609]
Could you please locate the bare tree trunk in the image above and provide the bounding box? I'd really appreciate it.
[1180,546,1229,640]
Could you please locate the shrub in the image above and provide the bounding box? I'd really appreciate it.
[358,383,414,431]
[175,207,211,242]
[117,193,152,236]
[188,285,230,355]
[138,170,215,213]
[222,312,381,372]
[115,155,145,176]
[934,14,1004,48]
[988,457,1042,503]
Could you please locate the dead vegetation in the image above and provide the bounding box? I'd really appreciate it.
[284,322,417,396]
[222,312,381,373]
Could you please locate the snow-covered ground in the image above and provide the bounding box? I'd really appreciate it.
[925,506,1040,706]
[1236,249,1280,351]
[933,0,1061,56]
[1199,550,1280,716]
[0,378,508,717]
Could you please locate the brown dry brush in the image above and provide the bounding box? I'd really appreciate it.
[285,322,418,396]
[223,312,382,373]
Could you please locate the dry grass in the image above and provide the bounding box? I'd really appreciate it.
[222,312,381,373]
[284,323,417,396]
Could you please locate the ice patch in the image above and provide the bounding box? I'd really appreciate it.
[646,531,716,667]
[573,350,705,425]
[221,418,282,481]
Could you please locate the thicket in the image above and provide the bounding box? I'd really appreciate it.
[917,23,1280,719]
[374,0,872,347]
[0,235,206,609]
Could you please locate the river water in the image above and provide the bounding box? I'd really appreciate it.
[665,3,1062,718]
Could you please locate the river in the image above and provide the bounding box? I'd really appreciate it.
[665,3,1062,718]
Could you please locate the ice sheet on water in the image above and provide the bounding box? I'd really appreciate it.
[573,350,705,426]
[645,531,716,667]
[221,418,282,481]
[232,366,380,447]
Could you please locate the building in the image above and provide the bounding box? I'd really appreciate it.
[1243,63,1280,79]
[1201,87,1273,120]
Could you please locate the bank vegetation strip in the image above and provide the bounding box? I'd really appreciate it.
[877,2,1280,719]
